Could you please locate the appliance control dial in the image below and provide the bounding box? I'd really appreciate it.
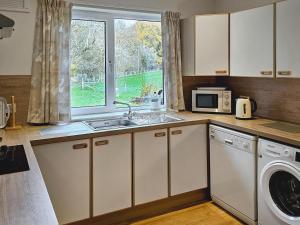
[283,148,291,158]
[242,142,249,149]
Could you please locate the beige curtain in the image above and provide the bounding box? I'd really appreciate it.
[27,0,71,124]
[162,11,185,111]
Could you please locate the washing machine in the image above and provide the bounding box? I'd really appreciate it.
[258,139,300,225]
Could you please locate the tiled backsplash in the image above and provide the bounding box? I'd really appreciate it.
[0,76,31,125]
[183,76,300,124]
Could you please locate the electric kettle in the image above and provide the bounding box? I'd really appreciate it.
[0,97,10,128]
[235,96,257,120]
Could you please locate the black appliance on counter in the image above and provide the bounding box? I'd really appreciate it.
[0,145,30,175]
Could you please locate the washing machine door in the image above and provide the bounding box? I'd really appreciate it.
[260,161,300,225]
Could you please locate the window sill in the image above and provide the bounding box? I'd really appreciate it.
[71,108,167,122]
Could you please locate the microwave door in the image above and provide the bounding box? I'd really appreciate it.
[193,93,222,112]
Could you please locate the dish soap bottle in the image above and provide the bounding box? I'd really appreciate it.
[151,92,160,111]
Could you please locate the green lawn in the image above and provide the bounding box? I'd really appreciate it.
[71,71,163,108]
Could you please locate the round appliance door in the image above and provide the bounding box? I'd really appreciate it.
[260,161,300,225]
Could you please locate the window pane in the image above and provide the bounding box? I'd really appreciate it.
[115,19,163,107]
[71,20,106,108]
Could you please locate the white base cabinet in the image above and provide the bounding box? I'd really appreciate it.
[134,129,168,205]
[170,125,207,196]
[34,140,90,225]
[93,134,132,216]
[34,124,208,223]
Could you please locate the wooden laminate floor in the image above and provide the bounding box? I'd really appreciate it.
[132,202,243,225]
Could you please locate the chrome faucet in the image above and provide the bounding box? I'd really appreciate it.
[113,101,134,120]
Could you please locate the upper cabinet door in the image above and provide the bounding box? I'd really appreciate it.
[230,5,274,77]
[195,14,229,76]
[277,0,300,78]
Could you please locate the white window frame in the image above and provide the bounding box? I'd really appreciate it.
[71,7,163,117]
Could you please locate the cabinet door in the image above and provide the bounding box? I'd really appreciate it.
[93,134,132,216]
[277,0,300,78]
[195,14,229,76]
[34,140,90,224]
[134,129,168,205]
[170,125,207,196]
[230,5,274,77]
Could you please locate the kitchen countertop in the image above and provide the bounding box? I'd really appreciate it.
[1,112,300,225]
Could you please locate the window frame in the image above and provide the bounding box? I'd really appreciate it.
[71,8,163,117]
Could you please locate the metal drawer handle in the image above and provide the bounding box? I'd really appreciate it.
[278,71,291,76]
[215,70,227,74]
[95,140,109,146]
[171,130,182,135]
[73,143,88,150]
[224,139,233,145]
[154,132,166,137]
[261,71,272,76]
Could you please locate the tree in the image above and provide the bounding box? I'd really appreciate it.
[71,20,105,82]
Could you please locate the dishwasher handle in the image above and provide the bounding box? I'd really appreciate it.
[224,139,233,145]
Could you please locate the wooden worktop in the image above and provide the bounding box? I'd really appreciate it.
[0,129,58,225]
[1,112,300,225]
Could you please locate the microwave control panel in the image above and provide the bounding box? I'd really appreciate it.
[222,91,232,113]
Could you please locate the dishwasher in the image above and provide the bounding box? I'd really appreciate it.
[209,125,257,225]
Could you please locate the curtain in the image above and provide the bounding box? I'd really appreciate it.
[27,0,71,124]
[162,11,185,111]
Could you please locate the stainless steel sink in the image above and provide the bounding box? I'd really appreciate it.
[83,118,137,131]
[83,114,184,131]
[135,114,184,125]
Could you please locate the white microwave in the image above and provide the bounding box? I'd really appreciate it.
[192,87,232,114]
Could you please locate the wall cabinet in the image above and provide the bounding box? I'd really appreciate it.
[34,140,90,225]
[277,0,300,78]
[230,5,274,77]
[93,134,132,216]
[134,129,168,205]
[170,124,207,196]
[181,14,229,76]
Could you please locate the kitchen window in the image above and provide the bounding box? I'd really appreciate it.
[71,7,163,116]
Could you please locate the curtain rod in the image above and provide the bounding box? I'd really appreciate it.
[71,3,163,15]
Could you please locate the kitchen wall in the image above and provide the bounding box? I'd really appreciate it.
[0,0,215,124]
[182,76,300,125]
[210,0,300,124]
[215,0,283,13]
[217,77,300,124]
[0,0,37,76]
[0,0,215,76]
